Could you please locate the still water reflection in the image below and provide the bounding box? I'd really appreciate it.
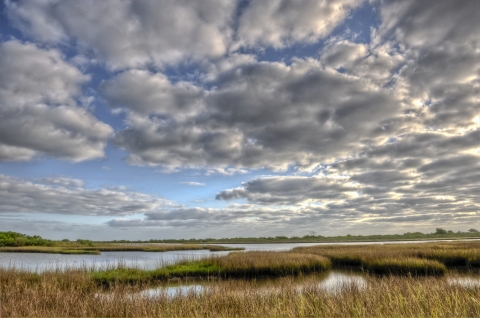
[447,276,480,288]
[135,271,368,299]
[0,250,228,272]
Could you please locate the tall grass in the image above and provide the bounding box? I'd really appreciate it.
[2,269,480,317]
[293,241,480,270]
[91,252,331,285]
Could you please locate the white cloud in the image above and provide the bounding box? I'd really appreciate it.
[180,182,206,187]
[0,40,113,161]
[6,0,236,70]
[0,174,173,216]
[235,0,363,49]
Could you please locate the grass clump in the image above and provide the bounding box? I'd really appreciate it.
[416,249,480,267]
[3,269,480,317]
[215,251,331,277]
[90,252,331,285]
[363,257,446,276]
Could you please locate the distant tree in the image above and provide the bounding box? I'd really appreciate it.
[435,228,448,235]
[468,228,479,233]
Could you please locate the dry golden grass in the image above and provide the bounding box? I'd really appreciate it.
[3,241,480,317]
[293,240,480,270]
[2,268,480,317]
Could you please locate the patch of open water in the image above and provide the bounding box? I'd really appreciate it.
[132,271,368,299]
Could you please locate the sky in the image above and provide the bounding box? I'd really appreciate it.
[0,0,479,240]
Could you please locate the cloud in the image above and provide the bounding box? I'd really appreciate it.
[0,174,172,216]
[213,151,480,225]
[180,182,206,187]
[6,0,236,70]
[216,176,359,204]
[235,0,363,49]
[205,168,249,176]
[0,40,113,162]
[106,58,401,170]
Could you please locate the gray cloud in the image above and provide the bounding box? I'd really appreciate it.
[216,176,358,204]
[236,0,363,49]
[0,40,113,162]
[6,0,236,70]
[106,59,401,170]
[3,0,479,236]
[0,174,172,216]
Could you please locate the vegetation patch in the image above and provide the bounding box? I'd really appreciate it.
[91,252,331,285]
[363,258,446,276]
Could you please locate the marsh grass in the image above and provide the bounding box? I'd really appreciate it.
[91,252,331,285]
[362,257,446,275]
[0,246,100,254]
[2,269,480,317]
[293,241,480,272]
[0,243,242,255]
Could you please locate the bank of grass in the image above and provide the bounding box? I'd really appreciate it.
[293,241,480,271]
[0,243,242,255]
[363,258,446,275]
[91,252,331,285]
[2,269,480,317]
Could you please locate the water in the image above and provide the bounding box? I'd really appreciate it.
[212,239,480,251]
[131,271,368,299]
[0,242,327,272]
[447,276,480,288]
[0,250,228,272]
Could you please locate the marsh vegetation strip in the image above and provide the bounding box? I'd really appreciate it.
[2,270,480,317]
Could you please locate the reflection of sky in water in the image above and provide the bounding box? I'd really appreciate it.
[137,271,368,299]
[317,271,368,294]
[447,276,480,288]
[0,250,227,272]
[138,284,206,298]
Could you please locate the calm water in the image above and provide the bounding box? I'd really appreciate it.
[0,250,229,272]
[0,242,327,271]
[127,271,368,299]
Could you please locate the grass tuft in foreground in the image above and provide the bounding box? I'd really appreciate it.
[2,270,480,317]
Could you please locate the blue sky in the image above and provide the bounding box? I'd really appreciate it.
[0,0,479,240]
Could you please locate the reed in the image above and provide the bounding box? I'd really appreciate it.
[91,252,331,285]
[293,241,480,271]
[362,257,446,276]
[2,269,480,317]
